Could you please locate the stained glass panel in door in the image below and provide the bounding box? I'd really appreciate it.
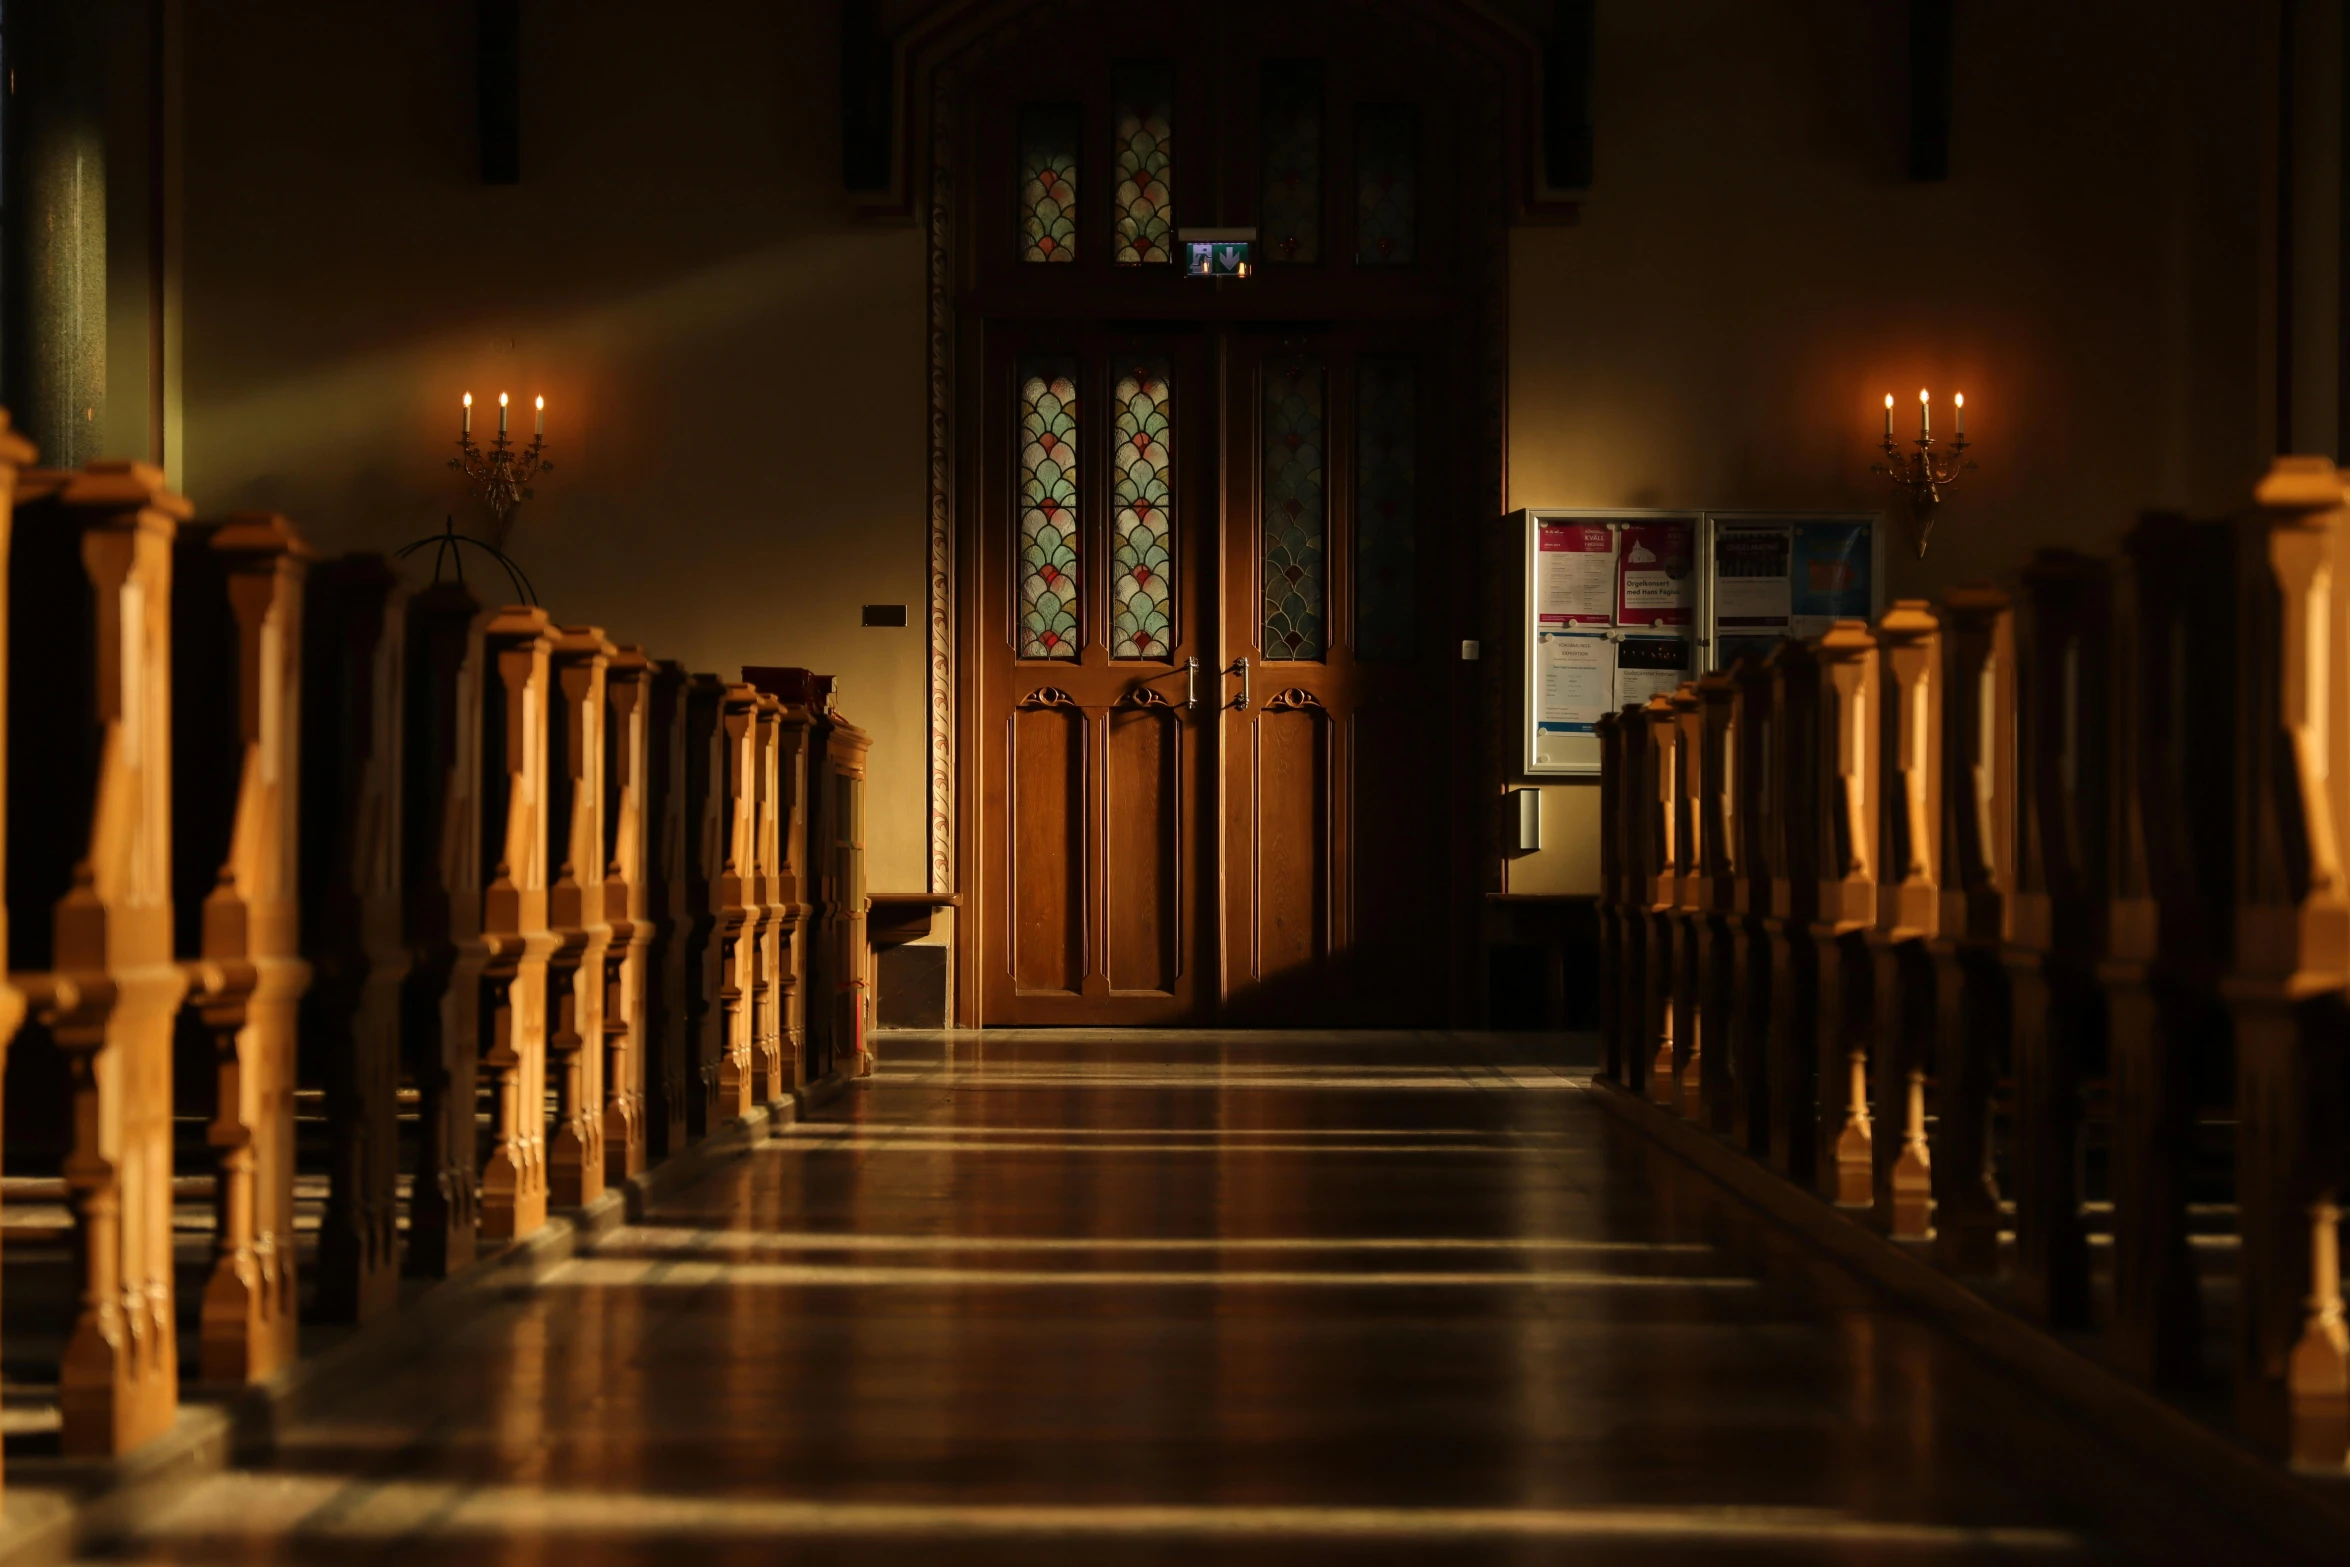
[1262,358,1326,660]
[1018,358,1081,658]
[1019,105,1080,263]
[1112,64,1175,265]
[1111,358,1175,658]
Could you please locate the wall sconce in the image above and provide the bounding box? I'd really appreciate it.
[452,390,553,536]
[1871,388,1975,557]
[394,390,554,603]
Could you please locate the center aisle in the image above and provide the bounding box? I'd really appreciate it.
[112,1032,2270,1563]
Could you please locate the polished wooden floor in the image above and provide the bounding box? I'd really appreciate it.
[107,1032,2285,1564]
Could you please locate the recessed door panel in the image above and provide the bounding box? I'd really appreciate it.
[1011,701,1087,994]
[1107,703,1181,993]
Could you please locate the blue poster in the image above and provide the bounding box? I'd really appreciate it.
[1789,521,1873,634]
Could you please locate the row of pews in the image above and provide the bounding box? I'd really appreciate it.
[0,434,874,1474]
[1596,456,2350,1471]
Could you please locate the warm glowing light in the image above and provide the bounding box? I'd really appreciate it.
[499,391,510,407]
[535,395,544,411]
[1919,388,1930,403]
[1884,394,1894,410]
[463,392,473,408]
[1953,392,1964,409]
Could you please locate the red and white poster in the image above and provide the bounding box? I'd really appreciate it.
[1535,522,1616,625]
[1616,521,1695,627]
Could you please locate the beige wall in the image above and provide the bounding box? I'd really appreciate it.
[1504,0,2268,895]
[178,1,934,892]
[173,1,2272,905]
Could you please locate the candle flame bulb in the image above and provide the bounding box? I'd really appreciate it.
[1884,394,1894,410]
[1919,388,1930,403]
[463,392,473,408]
[535,395,544,411]
[499,392,509,407]
[534,394,545,436]
[1953,392,1963,408]
[462,391,472,436]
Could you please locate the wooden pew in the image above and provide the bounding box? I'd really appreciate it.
[300,556,409,1321]
[1639,694,1681,1107]
[1668,683,1707,1120]
[1727,654,1776,1157]
[8,461,191,1456]
[2226,457,2350,1463]
[1813,620,1880,1206]
[742,666,822,1096]
[1866,603,1941,1239]
[750,692,787,1107]
[1595,710,1625,1085]
[602,645,652,1184]
[546,626,613,1209]
[644,660,692,1157]
[2004,551,2112,1331]
[681,674,727,1138]
[1762,638,1822,1186]
[712,682,759,1123]
[2103,515,2236,1390]
[478,607,555,1241]
[402,585,487,1276]
[172,513,311,1385]
[0,413,35,1487]
[809,693,875,1078]
[1693,671,1740,1133]
[1926,585,2015,1277]
[1612,703,1653,1096]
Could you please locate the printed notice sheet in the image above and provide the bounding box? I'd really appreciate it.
[1536,523,1616,624]
[1616,521,1696,626]
[1535,633,1611,734]
[1614,635,1692,709]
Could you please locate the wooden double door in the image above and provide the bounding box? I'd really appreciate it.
[973,322,1459,1025]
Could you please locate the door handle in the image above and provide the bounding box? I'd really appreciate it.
[1186,655,1199,712]
[1225,656,1251,711]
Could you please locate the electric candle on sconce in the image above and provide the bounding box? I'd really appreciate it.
[1870,383,1977,558]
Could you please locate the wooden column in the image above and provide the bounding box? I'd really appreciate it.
[299,556,409,1321]
[644,660,691,1157]
[172,513,311,1384]
[2005,551,2112,1331]
[709,681,758,1127]
[2105,515,2236,1390]
[1693,671,1740,1134]
[546,626,612,1209]
[1813,620,1880,1205]
[1926,585,2016,1278]
[1866,603,1942,1239]
[9,461,190,1456]
[2226,457,2350,1461]
[401,585,485,1277]
[602,646,652,1185]
[1727,655,1777,1157]
[1595,710,1624,1086]
[750,692,787,1106]
[0,414,35,1490]
[478,606,555,1241]
[1640,694,1681,1107]
[1763,639,1822,1186]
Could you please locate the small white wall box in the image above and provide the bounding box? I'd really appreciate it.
[1504,788,1542,854]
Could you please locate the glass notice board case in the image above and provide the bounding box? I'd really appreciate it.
[1514,508,1884,778]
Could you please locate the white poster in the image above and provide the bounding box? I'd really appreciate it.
[1614,635,1692,710]
[1536,523,1616,625]
[1535,633,1610,732]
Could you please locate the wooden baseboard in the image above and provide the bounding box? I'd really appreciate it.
[1585,1076,2350,1558]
